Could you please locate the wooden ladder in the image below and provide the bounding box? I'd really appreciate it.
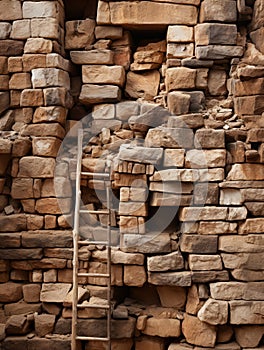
[71,128,112,350]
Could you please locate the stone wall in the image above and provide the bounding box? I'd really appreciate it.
[0,0,264,349]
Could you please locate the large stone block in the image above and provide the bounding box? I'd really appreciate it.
[22,231,72,248]
[22,1,61,19]
[182,314,216,347]
[142,318,181,337]
[0,282,23,303]
[145,127,194,149]
[195,23,237,45]
[40,283,72,303]
[235,95,264,115]
[18,156,55,178]
[31,68,70,89]
[200,0,237,22]
[251,27,264,55]
[97,1,198,26]
[24,38,53,54]
[0,214,26,232]
[65,19,95,49]
[219,235,264,253]
[124,265,146,287]
[167,43,194,59]
[234,325,264,348]
[79,84,121,104]
[82,65,125,87]
[0,0,22,20]
[70,50,114,65]
[148,271,192,287]
[121,232,171,254]
[227,164,264,180]
[189,254,222,270]
[166,67,196,91]
[157,286,186,308]
[147,251,184,272]
[230,301,264,324]
[222,253,264,270]
[31,18,60,40]
[125,71,160,100]
[198,298,228,325]
[185,149,226,168]
[167,25,194,42]
[32,137,61,157]
[11,178,34,199]
[118,145,163,164]
[196,45,243,60]
[180,234,218,253]
[0,92,9,115]
[210,282,264,301]
[22,123,65,139]
[10,19,31,40]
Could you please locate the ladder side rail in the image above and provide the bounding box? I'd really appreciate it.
[71,128,84,350]
[106,182,112,350]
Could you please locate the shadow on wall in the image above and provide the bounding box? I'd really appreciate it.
[64,0,98,20]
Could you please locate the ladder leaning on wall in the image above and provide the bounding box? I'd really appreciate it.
[71,128,112,350]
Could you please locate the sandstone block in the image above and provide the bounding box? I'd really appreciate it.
[40,283,71,303]
[180,234,218,253]
[235,95,264,116]
[124,265,146,287]
[0,22,11,39]
[32,137,61,157]
[230,301,264,324]
[22,1,61,19]
[82,65,125,87]
[233,78,264,97]
[0,214,26,232]
[0,40,24,56]
[0,0,21,20]
[167,25,193,42]
[223,252,264,271]
[24,38,53,54]
[179,206,227,221]
[121,232,171,254]
[200,0,237,22]
[9,72,31,90]
[97,1,198,26]
[157,286,186,308]
[20,89,43,107]
[119,202,147,217]
[31,18,60,40]
[250,27,264,55]
[198,221,237,234]
[167,91,190,115]
[198,298,228,325]
[22,123,65,139]
[95,26,123,40]
[208,70,227,96]
[182,314,216,347]
[0,232,21,248]
[219,235,264,253]
[11,178,33,199]
[125,71,160,100]
[163,149,185,167]
[150,192,192,206]
[35,314,56,337]
[195,23,237,45]
[31,68,70,89]
[142,317,181,337]
[189,254,222,271]
[147,251,184,272]
[167,43,194,58]
[227,163,264,180]
[10,19,30,39]
[5,314,32,335]
[70,50,114,65]
[22,230,72,248]
[185,149,226,168]
[0,282,22,303]
[116,101,139,121]
[145,127,194,149]
[118,145,163,164]
[18,157,55,178]
[148,271,192,287]
[23,284,41,303]
[80,84,121,104]
[136,337,164,350]
[196,45,243,60]
[65,19,95,50]
[166,67,196,91]
[234,325,264,348]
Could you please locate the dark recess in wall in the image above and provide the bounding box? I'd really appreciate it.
[64,0,98,20]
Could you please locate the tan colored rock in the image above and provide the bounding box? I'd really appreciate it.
[11,178,33,199]
[148,271,192,287]
[234,325,264,348]
[40,283,71,303]
[179,206,227,221]
[219,235,264,253]
[18,156,55,178]
[195,23,237,45]
[157,286,186,308]
[143,317,181,337]
[186,284,203,315]
[189,255,222,271]
[65,19,95,50]
[167,43,194,58]
[5,314,32,335]
[35,314,56,337]
[136,337,164,350]
[150,192,192,206]
[0,92,9,115]
[182,314,216,347]
[71,50,114,65]
[80,84,121,104]
[97,1,198,26]
[0,0,22,20]
[167,25,193,42]
[0,282,22,303]
[227,163,264,181]
[198,298,228,325]
[163,149,185,167]
[32,137,61,157]
[208,70,227,96]
[82,65,125,87]
[119,202,147,217]
[31,68,70,89]
[145,127,194,149]
[239,218,264,234]
[31,18,60,40]
[22,1,62,20]
[185,149,226,168]
[20,89,43,107]
[196,45,243,60]
[200,0,237,22]
[210,281,264,301]
[10,19,30,39]
[250,27,264,55]
[235,95,264,115]
[194,128,225,149]
[24,38,53,54]
[22,123,65,139]
[180,234,218,254]
[230,301,264,324]
[198,221,237,235]
[36,198,69,215]
[118,145,163,164]
[147,251,184,272]
[217,325,234,343]
[125,71,160,100]
[22,284,41,303]
[9,73,31,90]
[166,67,196,91]
[167,91,190,115]
[124,265,146,287]
[0,22,11,39]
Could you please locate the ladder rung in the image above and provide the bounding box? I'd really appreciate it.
[78,273,110,278]
[78,240,109,245]
[79,209,109,215]
[76,336,110,342]
[77,304,110,309]
[81,172,110,178]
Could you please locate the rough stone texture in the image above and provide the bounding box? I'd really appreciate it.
[0,282,22,303]
[200,0,237,22]
[125,71,160,100]
[198,298,228,325]
[80,84,121,104]
[40,283,72,303]
[142,317,181,337]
